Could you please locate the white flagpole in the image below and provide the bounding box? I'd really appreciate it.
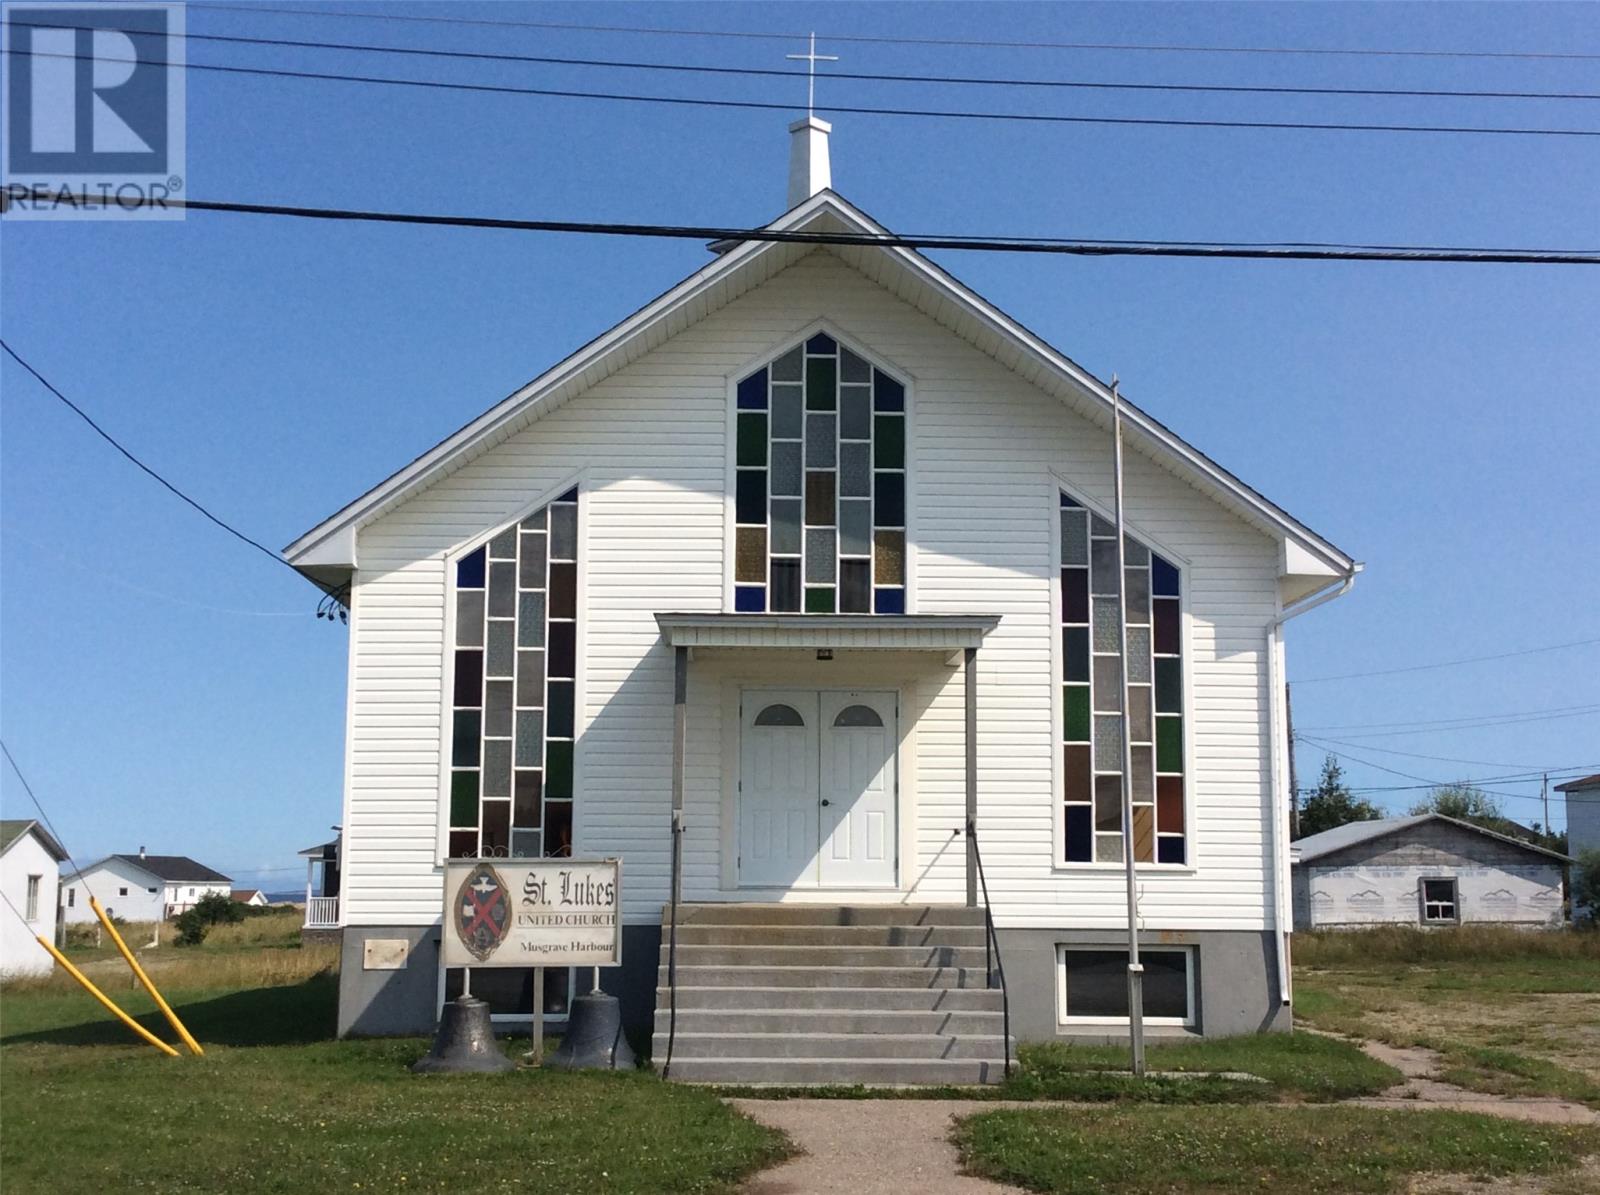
[1111,376,1146,1077]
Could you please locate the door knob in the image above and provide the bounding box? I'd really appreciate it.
[820,799,832,807]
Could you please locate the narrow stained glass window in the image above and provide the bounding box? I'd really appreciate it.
[732,336,908,615]
[1061,486,1185,866]
[449,490,581,859]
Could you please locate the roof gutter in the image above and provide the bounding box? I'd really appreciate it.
[1265,567,1359,1007]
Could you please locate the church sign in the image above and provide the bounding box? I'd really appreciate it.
[442,858,621,968]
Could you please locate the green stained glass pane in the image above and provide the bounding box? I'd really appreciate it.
[805,586,836,614]
[1155,657,1182,713]
[545,741,574,798]
[450,771,479,826]
[874,415,904,469]
[737,413,768,466]
[452,710,480,767]
[806,357,837,411]
[1157,715,1183,772]
[1063,685,1091,741]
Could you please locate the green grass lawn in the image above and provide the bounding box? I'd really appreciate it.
[1293,927,1600,1109]
[953,1105,1600,1194]
[0,972,789,1195]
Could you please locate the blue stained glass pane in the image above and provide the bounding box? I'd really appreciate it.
[1152,555,1181,596]
[736,471,766,523]
[873,369,905,412]
[874,587,906,614]
[736,368,768,409]
[1061,493,1082,508]
[457,547,486,588]
[1065,806,1093,862]
[1157,836,1186,865]
[557,486,578,503]
[735,585,766,612]
[874,472,905,526]
[806,332,836,354]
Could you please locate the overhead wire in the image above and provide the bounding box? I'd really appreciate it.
[183,4,1600,62]
[9,45,1600,140]
[6,193,1597,265]
[23,20,1600,104]
[1295,701,1600,733]
[1295,636,1600,683]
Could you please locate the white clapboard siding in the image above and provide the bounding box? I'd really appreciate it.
[341,249,1282,932]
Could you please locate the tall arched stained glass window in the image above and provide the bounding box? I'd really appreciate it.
[448,486,579,859]
[733,333,906,615]
[1060,490,1185,866]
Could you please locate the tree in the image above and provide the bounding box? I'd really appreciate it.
[173,891,244,947]
[1572,849,1600,927]
[1409,783,1505,825]
[1296,755,1382,839]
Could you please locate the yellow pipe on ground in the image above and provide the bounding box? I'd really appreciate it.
[36,937,179,1057]
[90,896,203,1056]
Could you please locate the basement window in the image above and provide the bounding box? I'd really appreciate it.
[1057,946,1195,1027]
[1421,877,1459,924]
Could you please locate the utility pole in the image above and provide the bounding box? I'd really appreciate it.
[1542,773,1549,836]
[1111,377,1145,1078]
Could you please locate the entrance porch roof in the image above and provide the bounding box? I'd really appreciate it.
[653,613,999,652]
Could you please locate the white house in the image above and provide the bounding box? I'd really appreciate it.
[1557,773,1600,917]
[61,851,231,924]
[1,820,67,978]
[1292,814,1569,930]
[231,889,270,908]
[286,120,1359,1081]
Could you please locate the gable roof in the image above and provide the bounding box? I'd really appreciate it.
[0,819,68,862]
[89,854,232,884]
[1555,773,1600,794]
[1293,813,1571,864]
[285,191,1357,589]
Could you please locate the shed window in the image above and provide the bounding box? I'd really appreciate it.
[732,336,907,615]
[1060,490,1185,866]
[1057,946,1194,1025]
[1421,877,1459,923]
[754,703,805,727]
[450,487,580,860]
[25,875,40,921]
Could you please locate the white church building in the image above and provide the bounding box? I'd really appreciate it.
[288,120,1358,1082]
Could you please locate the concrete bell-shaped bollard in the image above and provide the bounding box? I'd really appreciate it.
[412,995,516,1074]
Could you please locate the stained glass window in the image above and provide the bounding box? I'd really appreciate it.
[449,487,579,859]
[733,335,907,614]
[1060,491,1185,866]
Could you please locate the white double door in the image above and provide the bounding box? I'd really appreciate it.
[738,689,897,889]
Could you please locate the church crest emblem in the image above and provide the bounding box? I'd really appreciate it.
[454,863,512,962]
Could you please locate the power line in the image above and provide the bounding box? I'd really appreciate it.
[1296,701,1600,733]
[1303,707,1600,740]
[1297,735,1597,771]
[1296,636,1600,683]
[28,20,1600,104]
[186,3,1600,62]
[0,341,316,590]
[2,740,92,891]
[12,46,1600,140]
[7,192,1598,266]
[1293,736,1578,803]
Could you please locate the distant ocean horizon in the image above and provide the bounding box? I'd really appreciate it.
[261,891,304,904]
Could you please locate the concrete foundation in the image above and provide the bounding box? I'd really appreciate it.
[336,921,1285,1045]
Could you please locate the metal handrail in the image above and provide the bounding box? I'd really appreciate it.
[661,811,684,1079]
[966,819,1012,1080]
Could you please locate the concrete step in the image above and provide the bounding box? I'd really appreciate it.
[658,965,992,989]
[671,924,987,948]
[665,903,987,928]
[665,985,1004,1012]
[654,1008,1005,1036]
[669,943,989,969]
[655,1031,1009,1061]
[656,1055,1008,1086]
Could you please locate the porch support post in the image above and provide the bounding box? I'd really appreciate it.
[671,645,688,907]
[965,645,978,908]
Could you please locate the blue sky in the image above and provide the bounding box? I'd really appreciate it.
[2,1,1596,887]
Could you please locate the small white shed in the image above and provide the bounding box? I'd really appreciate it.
[1,820,68,977]
[1292,814,1569,930]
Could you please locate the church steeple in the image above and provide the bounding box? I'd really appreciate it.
[785,33,836,207]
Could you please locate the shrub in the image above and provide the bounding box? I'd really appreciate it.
[174,908,208,946]
[1574,849,1600,926]
[190,892,247,927]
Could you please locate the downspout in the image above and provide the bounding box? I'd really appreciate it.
[1266,568,1357,1007]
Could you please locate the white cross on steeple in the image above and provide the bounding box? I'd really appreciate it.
[786,32,838,120]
